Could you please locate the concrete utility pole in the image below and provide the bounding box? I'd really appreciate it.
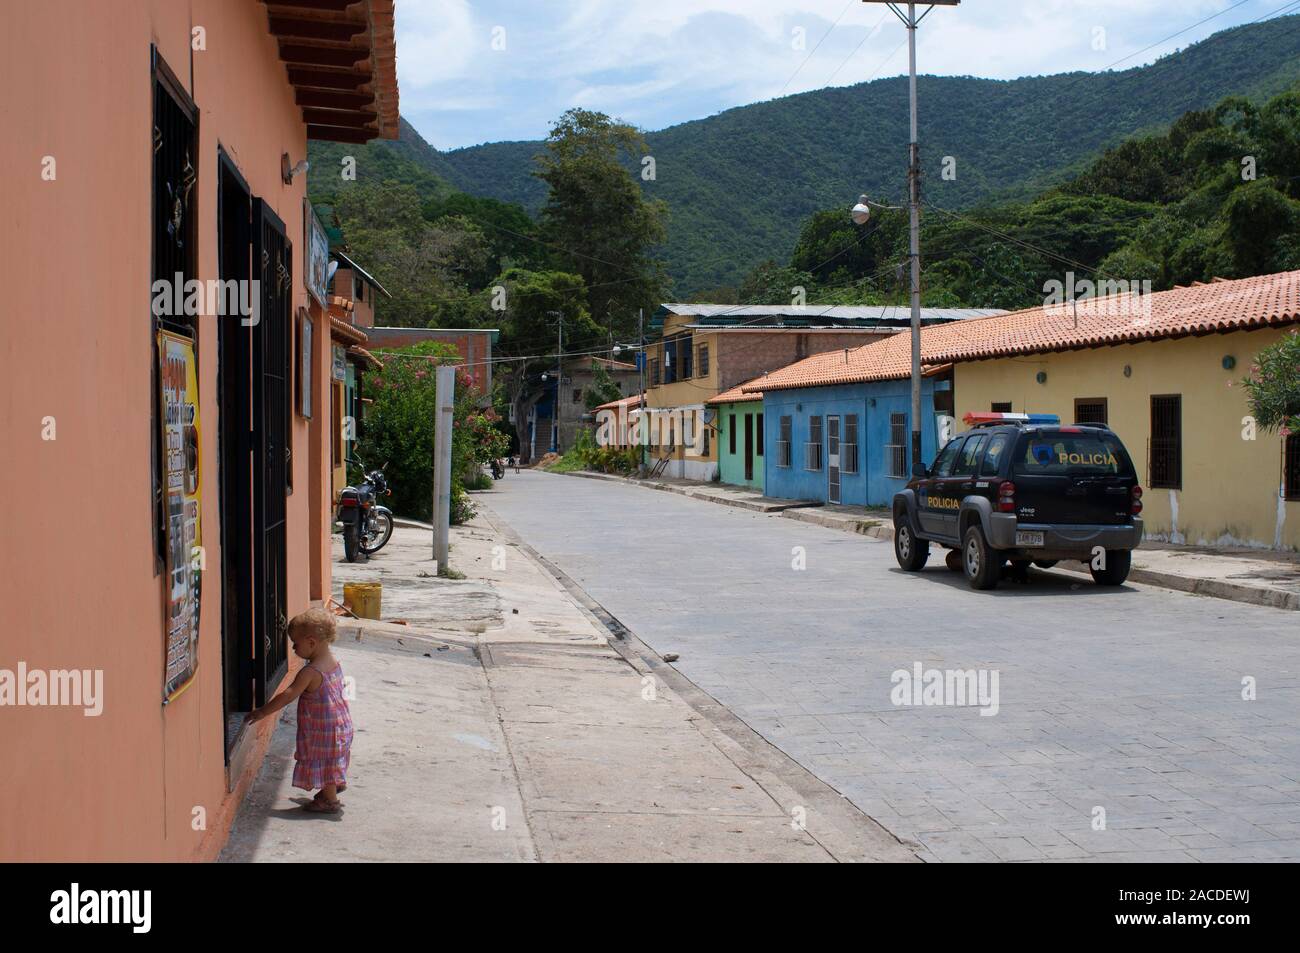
[547,310,562,454]
[638,307,646,472]
[862,1,959,474]
[433,365,455,572]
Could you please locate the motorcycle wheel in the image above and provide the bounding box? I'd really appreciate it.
[360,511,394,555]
[343,523,361,562]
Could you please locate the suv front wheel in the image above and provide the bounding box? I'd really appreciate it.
[962,524,1001,590]
[893,516,930,571]
[1090,548,1132,586]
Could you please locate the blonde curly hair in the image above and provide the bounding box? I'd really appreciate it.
[289,607,338,644]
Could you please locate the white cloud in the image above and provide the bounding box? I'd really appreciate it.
[394,1,1293,149]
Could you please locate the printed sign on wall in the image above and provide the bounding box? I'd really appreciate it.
[158,330,202,702]
[304,199,330,308]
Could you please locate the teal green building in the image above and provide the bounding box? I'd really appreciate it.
[709,381,765,492]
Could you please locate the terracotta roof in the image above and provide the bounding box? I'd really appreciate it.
[267,0,400,143]
[329,315,368,345]
[347,345,384,370]
[745,270,1300,393]
[706,379,764,405]
[594,394,644,413]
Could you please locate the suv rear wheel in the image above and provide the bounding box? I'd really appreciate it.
[963,525,1001,590]
[893,516,929,571]
[1090,548,1132,586]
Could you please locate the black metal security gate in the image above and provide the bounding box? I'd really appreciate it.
[217,152,255,741]
[252,200,292,705]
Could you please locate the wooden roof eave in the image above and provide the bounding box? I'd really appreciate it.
[262,0,398,143]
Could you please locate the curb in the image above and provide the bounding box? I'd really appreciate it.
[562,470,1299,612]
[479,498,921,863]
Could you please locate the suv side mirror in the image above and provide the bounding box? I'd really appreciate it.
[912,461,929,478]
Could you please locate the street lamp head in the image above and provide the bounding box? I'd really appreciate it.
[851,194,872,226]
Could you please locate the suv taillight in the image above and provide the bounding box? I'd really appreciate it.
[998,481,1016,513]
[1131,484,1143,515]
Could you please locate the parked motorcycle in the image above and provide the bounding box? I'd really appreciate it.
[490,458,505,480]
[337,460,394,562]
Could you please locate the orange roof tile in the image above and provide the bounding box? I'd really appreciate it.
[745,270,1300,393]
[329,315,368,345]
[706,379,764,405]
[594,394,643,412]
[347,345,384,370]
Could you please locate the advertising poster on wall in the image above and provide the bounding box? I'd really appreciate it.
[158,330,203,703]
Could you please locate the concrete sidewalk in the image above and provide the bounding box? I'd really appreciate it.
[220,503,915,863]
[564,470,1300,611]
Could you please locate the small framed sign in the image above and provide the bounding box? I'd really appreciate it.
[298,308,313,419]
[303,199,329,308]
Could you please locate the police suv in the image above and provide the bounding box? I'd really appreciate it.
[892,413,1144,590]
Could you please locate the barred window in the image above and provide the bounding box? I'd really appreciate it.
[1075,397,1108,425]
[842,414,859,474]
[777,415,792,468]
[886,412,907,478]
[698,343,709,377]
[805,416,823,471]
[1149,395,1181,489]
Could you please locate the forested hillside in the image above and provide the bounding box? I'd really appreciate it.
[435,15,1300,292]
[738,84,1300,312]
[307,16,1300,296]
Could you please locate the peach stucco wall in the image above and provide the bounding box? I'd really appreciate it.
[1,1,332,860]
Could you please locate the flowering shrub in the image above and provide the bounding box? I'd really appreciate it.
[361,341,508,523]
[1241,330,1300,436]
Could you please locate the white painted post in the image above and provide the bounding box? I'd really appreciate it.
[433,366,456,571]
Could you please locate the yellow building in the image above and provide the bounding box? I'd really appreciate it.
[838,271,1300,549]
[954,327,1298,548]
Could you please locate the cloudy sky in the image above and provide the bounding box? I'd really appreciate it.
[396,0,1300,151]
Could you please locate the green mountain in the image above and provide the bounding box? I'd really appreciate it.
[316,16,1300,294]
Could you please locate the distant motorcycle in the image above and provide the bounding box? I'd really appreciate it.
[490,458,505,480]
[337,460,394,562]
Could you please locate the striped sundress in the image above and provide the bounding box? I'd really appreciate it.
[293,661,354,791]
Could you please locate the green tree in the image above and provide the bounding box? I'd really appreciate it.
[333,181,490,328]
[488,268,604,448]
[360,341,505,523]
[582,361,623,411]
[533,108,669,338]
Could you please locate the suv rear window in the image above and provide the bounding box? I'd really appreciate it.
[1014,430,1134,477]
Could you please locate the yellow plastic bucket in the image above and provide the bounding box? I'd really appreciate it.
[343,582,382,620]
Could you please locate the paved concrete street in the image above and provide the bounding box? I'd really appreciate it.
[483,470,1300,862]
[222,513,910,862]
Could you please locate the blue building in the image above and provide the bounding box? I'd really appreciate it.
[744,337,955,507]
